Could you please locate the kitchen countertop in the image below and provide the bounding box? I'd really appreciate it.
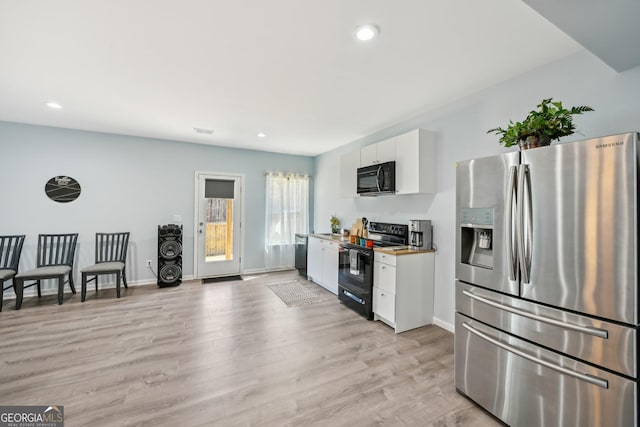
[311,234,435,255]
[373,246,436,256]
[309,233,350,243]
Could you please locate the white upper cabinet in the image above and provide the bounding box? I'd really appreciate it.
[395,129,437,194]
[360,144,378,167]
[376,138,396,163]
[360,137,396,167]
[339,149,361,198]
[341,129,436,197]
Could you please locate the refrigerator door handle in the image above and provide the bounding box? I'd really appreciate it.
[462,322,609,389]
[517,164,531,283]
[506,165,518,281]
[524,163,533,281]
[462,289,609,338]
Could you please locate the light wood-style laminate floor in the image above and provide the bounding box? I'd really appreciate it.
[0,270,500,426]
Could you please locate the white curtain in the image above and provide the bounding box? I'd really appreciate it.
[265,172,309,269]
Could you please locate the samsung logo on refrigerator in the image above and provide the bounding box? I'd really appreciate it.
[595,141,624,149]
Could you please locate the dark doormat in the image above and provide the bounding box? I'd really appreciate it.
[202,275,243,284]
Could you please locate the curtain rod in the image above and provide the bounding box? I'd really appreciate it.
[264,171,312,177]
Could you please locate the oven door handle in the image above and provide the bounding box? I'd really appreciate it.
[339,246,372,257]
[462,322,609,389]
[342,289,365,305]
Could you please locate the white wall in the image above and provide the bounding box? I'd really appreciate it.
[314,51,640,330]
[0,122,314,294]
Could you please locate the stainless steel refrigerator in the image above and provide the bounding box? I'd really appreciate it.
[455,132,639,426]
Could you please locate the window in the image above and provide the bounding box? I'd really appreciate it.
[265,173,309,248]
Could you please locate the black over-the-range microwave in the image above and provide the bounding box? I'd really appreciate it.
[356,161,396,196]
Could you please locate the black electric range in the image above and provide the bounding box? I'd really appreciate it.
[337,222,408,319]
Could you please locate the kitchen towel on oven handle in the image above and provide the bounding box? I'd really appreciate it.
[349,249,360,275]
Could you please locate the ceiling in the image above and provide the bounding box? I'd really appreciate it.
[523,0,640,73]
[0,0,583,156]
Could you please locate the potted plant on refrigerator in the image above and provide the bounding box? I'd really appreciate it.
[487,98,594,150]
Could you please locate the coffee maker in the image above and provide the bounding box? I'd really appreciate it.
[408,220,432,249]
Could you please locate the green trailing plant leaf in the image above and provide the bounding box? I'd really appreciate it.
[330,215,340,233]
[487,98,594,148]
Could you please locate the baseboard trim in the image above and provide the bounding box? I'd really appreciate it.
[2,275,195,300]
[202,275,242,283]
[242,267,295,275]
[433,316,454,333]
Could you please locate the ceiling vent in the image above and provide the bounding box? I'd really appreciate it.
[193,127,214,135]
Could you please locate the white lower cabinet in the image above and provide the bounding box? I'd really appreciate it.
[307,236,339,295]
[374,287,396,322]
[373,251,435,333]
[307,236,323,281]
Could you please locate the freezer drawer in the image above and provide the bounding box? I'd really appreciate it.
[455,313,637,427]
[456,281,637,377]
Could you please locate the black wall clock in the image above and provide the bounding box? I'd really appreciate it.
[45,176,81,203]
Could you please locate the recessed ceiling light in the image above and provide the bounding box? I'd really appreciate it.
[355,24,379,42]
[45,101,63,109]
[257,132,267,138]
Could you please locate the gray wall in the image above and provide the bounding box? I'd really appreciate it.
[314,50,640,330]
[0,122,314,291]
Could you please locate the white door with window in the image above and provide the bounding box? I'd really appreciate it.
[194,173,243,278]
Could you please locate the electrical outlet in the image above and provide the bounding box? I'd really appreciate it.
[146,260,152,268]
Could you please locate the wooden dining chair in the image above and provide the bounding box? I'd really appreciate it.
[14,233,78,309]
[0,235,26,312]
[81,232,130,301]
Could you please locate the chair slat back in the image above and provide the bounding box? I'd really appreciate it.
[37,234,78,267]
[95,232,130,263]
[0,235,26,270]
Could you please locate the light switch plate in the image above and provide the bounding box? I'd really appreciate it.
[173,214,182,222]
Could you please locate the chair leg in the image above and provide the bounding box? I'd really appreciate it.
[81,273,88,302]
[95,275,98,292]
[69,272,76,294]
[15,278,24,310]
[37,280,42,298]
[58,276,64,305]
[116,273,121,298]
[122,268,128,288]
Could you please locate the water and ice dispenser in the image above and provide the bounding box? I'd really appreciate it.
[460,208,494,269]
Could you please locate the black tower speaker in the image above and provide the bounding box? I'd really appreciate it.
[158,224,182,287]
